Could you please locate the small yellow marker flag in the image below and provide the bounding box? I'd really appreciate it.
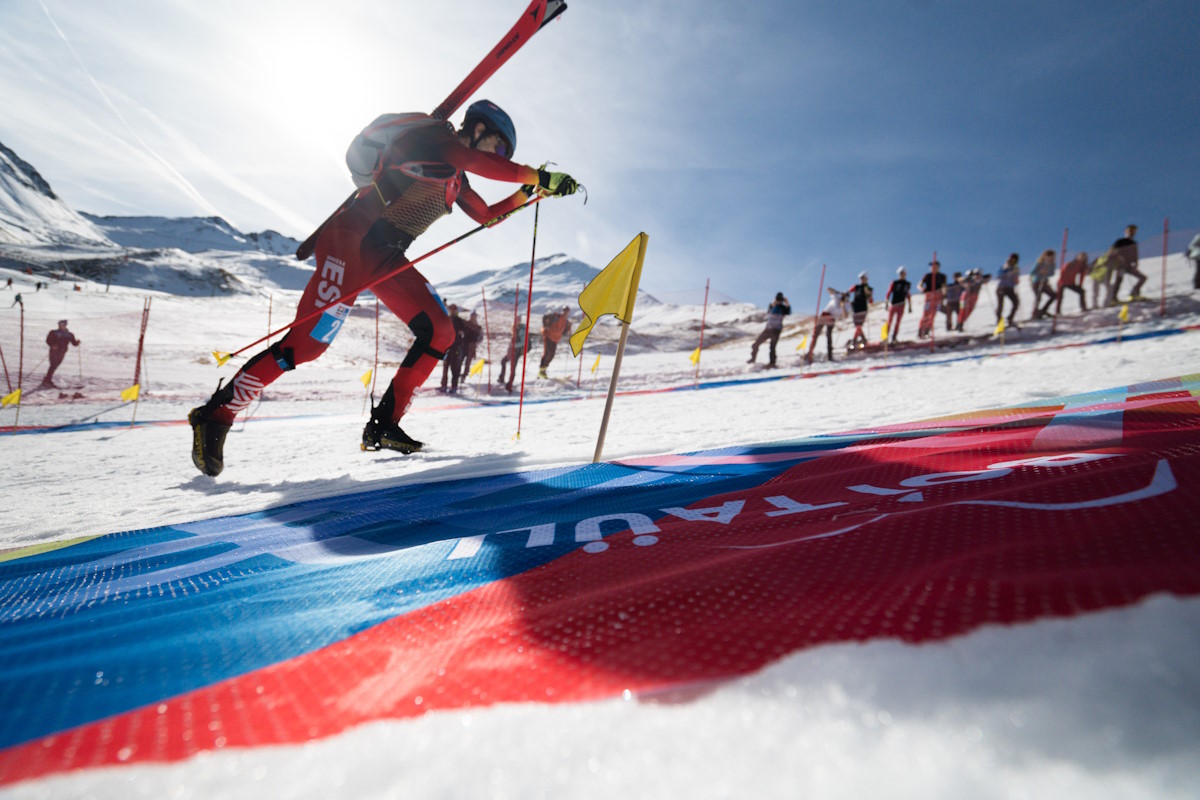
[590,354,601,374]
[795,335,807,351]
[360,369,373,388]
[994,318,1007,336]
[689,346,701,365]
[1119,304,1129,323]
[469,358,485,377]
[569,233,649,356]
[1,388,21,408]
[120,384,140,402]
[213,351,231,366]
[880,321,889,341]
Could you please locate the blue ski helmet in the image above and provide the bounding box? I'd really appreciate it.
[464,100,516,158]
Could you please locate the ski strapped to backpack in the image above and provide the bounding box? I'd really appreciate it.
[295,0,568,262]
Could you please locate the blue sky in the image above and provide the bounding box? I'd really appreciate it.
[1,1,1197,305]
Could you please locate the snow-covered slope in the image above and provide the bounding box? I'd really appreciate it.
[0,141,111,246]
[0,143,313,295]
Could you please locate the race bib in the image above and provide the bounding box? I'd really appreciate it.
[310,303,351,344]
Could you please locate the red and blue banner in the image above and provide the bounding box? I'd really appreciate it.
[2,375,1199,785]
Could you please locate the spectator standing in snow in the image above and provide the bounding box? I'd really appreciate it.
[458,310,482,382]
[943,272,965,331]
[498,320,525,393]
[996,253,1021,329]
[3,277,11,290]
[1188,233,1200,290]
[805,288,847,364]
[847,273,873,349]
[439,304,465,393]
[538,306,572,379]
[958,269,989,331]
[1089,251,1116,309]
[917,260,947,338]
[1110,224,1146,303]
[1030,249,1058,319]
[884,267,913,344]
[1056,252,1089,315]
[748,292,791,367]
[42,319,80,389]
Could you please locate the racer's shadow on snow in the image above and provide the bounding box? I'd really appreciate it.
[174,450,537,499]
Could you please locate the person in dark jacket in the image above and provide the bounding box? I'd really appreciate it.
[748,292,791,367]
[918,260,947,338]
[458,310,482,384]
[847,274,873,349]
[42,319,80,388]
[440,304,465,393]
[1110,224,1146,303]
[884,267,913,344]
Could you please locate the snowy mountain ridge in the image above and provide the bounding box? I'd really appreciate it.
[0,141,111,246]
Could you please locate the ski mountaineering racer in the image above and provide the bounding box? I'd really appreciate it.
[189,99,579,476]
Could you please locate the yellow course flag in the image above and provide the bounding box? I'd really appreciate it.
[360,369,373,388]
[569,233,649,357]
[1,388,20,407]
[880,321,889,341]
[689,346,701,365]
[1119,303,1129,323]
[469,358,485,377]
[213,351,232,366]
[120,384,140,402]
[994,318,1007,336]
[590,353,601,374]
[795,335,807,351]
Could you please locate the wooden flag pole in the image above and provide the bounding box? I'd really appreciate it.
[593,320,630,463]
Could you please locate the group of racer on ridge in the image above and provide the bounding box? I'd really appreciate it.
[189,100,579,476]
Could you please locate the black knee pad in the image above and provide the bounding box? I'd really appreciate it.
[401,311,448,368]
[270,342,297,371]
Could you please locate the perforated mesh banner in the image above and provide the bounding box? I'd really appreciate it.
[2,375,1199,785]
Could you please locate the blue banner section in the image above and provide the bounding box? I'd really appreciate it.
[0,443,828,750]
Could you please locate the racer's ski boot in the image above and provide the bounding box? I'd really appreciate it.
[362,384,423,454]
[362,419,423,454]
[189,381,234,476]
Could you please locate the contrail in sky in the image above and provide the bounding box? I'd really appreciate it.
[37,0,224,216]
